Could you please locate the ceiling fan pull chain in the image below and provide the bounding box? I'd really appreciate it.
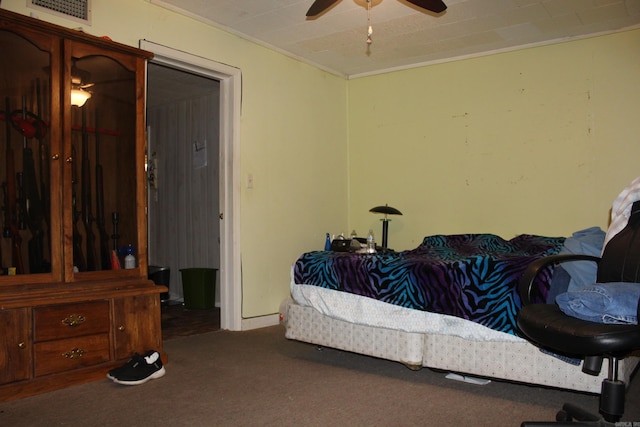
[366,0,373,45]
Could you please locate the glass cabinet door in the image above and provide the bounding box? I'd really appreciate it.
[65,42,140,276]
[0,26,58,279]
[0,21,148,282]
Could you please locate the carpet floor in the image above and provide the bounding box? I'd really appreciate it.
[0,324,638,426]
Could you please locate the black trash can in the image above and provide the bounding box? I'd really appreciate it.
[180,268,217,309]
[148,265,170,303]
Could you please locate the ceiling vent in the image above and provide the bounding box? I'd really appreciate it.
[28,0,91,24]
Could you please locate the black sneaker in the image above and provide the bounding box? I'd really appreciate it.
[107,352,146,381]
[108,350,166,385]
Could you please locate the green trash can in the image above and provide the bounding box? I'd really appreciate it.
[180,268,217,309]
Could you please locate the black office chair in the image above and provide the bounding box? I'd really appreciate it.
[517,202,640,426]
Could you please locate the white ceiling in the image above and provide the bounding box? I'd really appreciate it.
[151,0,640,78]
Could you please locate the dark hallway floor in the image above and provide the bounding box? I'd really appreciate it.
[161,303,220,341]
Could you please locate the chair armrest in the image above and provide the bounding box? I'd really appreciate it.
[518,254,601,306]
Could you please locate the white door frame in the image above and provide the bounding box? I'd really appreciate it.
[140,40,242,331]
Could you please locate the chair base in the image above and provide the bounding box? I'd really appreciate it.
[599,379,625,420]
[521,403,616,426]
[520,378,626,426]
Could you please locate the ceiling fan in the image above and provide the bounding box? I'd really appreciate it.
[306,0,447,17]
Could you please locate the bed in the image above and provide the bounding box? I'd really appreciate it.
[281,233,639,393]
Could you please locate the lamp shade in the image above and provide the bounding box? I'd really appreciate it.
[369,205,402,216]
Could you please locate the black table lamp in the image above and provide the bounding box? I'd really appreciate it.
[369,204,402,249]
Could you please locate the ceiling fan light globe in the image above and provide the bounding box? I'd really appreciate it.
[71,88,91,107]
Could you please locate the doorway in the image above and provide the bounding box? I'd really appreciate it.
[146,62,220,324]
[141,40,242,331]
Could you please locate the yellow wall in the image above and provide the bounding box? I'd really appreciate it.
[5,0,640,318]
[3,0,349,318]
[348,29,640,251]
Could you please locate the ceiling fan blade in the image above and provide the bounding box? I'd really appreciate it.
[306,0,342,17]
[405,0,447,13]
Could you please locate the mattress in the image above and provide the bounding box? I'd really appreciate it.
[291,280,522,343]
[284,298,425,369]
[293,234,565,336]
[283,298,639,393]
[287,233,639,392]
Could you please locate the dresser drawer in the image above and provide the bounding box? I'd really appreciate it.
[34,301,110,342]
[34,334,111,377]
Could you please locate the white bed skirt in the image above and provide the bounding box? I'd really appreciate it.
[283,298,639,394]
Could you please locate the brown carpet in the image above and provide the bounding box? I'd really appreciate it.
[0,325,638,426]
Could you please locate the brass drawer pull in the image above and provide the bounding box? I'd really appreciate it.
[63,348,85,359]
[62,314,86,327]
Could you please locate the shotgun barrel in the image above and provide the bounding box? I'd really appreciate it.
[37,78,51,259]
[94,111,110,270]
[81,107,97,271]
[4,98,24,274]
[21,95,45,273]
[71,144,86,272]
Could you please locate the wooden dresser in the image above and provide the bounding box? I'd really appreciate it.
[0,9,165,401]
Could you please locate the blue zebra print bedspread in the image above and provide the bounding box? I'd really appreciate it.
[293,234,565,336]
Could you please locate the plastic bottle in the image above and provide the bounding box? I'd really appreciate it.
[324,233,331,251]
[124,244,136,269]
[350,230,358,239]
[367,229,376,253]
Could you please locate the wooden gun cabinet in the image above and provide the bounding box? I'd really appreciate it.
[0,9,165,401]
